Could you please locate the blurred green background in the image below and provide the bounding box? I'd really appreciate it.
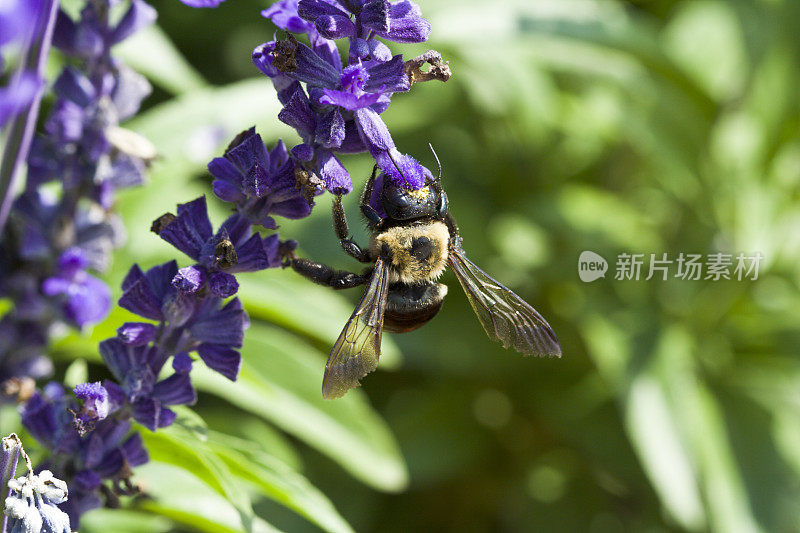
[6,0,800,531]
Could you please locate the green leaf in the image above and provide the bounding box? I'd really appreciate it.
[63,359,88,389]
[171,405,209,442]
[140,425,255,530]
[80,509,172,533]
[625,375,705,530]
[192,322,408,492]
[136,462,282,533]
[126,78,292,162]
[115,25,207,95]
[208,431,354,533]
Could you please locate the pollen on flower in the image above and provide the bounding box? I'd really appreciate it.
[340,64,370,93]
[271,37,298,72]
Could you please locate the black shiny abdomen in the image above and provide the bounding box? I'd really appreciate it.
[383,282,446,333]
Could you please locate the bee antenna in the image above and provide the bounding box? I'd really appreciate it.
[428,143,442,182]
[386,150,410,187]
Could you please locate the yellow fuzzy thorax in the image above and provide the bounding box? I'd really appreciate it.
[370,221,450,284]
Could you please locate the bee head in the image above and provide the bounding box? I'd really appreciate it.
[381,180,448,222]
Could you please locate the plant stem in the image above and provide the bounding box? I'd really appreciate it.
[0,0,60,235]
[1,434,23,533]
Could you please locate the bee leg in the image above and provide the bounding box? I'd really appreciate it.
[359,165,384,229]
[290,258,369,290]
[333,195,373,263]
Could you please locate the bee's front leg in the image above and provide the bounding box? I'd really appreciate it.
[333,195,373,263]
[290,257,369,290]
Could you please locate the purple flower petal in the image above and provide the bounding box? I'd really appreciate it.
[270,197,313,220]
[111,0,157,44]
[121,432,149,467]
[196,343,242,381]
[375,0,430,43]
[365,55,409,93]
[208,271,239,297]
[368,39,392,61]
[159,197,214,260]
[212,179,246,202]
[374,149,430,189]
[173,352,193,373]
[361,0,389,32]
[73,382,110,423]
[226,233,269,273]
[355,106,395,152]
[278,86,316,137]
[317,149,352,194]
[119,261,179,321]
[52,8,104,57]
[297,0,349,21]
[52,67,96,107]
[314,14,356,39]
[315,108,346,149]
[0,72,42,129]
[287,38,341,87]
[63,274,112,327]
[262,0,315,33]
[189,297,247,347]
[349,38,369,61]
[132,399,165,431]
[243,162,271,197]
[152,372,196,406]
[319,88,385,111]
[291,143,315,161]
[172,265,207,293]
[117,322,158,346]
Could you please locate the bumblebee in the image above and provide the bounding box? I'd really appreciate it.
[288,154,561,399]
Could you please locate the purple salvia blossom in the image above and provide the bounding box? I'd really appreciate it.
[253,0,436,196]
[208,127,311,225]
[154,196,285,296]
[19,385,148,529]
[117,260,249,380]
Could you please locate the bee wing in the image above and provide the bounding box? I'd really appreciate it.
[448,240,562,357]
[322,258,390,399]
